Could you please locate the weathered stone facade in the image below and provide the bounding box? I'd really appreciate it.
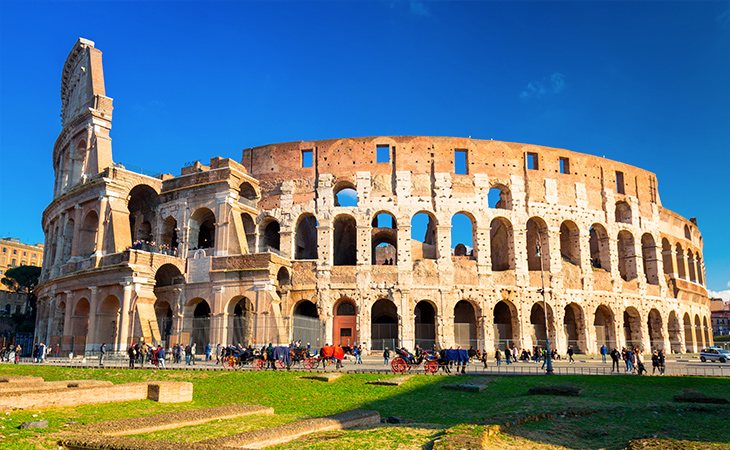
[34,39,712,356]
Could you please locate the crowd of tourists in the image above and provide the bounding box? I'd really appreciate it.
[130,240,178,256]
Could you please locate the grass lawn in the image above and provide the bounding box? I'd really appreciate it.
[0,364,728,449]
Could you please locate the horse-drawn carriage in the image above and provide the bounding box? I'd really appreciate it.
[302,345,345,369]
[390,348,439,374]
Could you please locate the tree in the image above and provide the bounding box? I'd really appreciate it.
[2,265,41,317]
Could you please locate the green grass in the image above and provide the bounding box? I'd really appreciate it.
[0,365,728,449]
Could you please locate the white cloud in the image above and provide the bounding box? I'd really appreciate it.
[520,72,566,100]
[709,289,730,302]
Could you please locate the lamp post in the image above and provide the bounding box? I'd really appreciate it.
[536,233,554,375]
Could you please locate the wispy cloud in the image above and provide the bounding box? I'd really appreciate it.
[709,282,730,302]
[409,0,430,17]
[520,72,566,100]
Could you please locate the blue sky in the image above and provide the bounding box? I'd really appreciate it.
[1,1,729,295]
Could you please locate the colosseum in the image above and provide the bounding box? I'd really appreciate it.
[34,38,713,356]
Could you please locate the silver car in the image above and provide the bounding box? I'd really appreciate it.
[700,347,729,363]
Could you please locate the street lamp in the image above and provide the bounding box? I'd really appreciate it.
[536,233,554,375]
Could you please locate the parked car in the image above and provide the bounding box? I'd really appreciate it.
[699,347,729,363]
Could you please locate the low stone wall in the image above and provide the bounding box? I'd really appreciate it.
[0,379,112,394]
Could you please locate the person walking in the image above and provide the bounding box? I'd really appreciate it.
[600,344,607,363]
[567,346,575,364]
[205,343,211,362]
[127,344,136,369]
[610,348,620,373]
[651,350,660,375]
[14,344,21,364]
[495,349,502,366]
[157,345,166,369]
[383,347,390,366]
[625,347,634,373]
[99,343,106,367]
[504,347,511,365]
[658,349,666,375]
[190,343,197,365]
[481,350,488,369]
[185,344,191,365]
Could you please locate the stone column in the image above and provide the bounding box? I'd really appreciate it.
[85,287,99,352]
[117,281,134,351]
[399,292,413,350]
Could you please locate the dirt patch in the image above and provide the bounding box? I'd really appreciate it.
[627,438,730,449]
[527,385,581,397]
[673,390,729,405]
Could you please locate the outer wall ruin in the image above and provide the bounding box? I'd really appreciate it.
[34,39,712,356]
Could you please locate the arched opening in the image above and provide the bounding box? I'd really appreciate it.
[488,185,512,210]
[615,201,632,224]
[696,255,704,285]
[617,230,637,281]
[493,300,518,350]
[78,211,99,256]
[292,300,322,346]
[189,299,211,350]
[261,219,281,252]
[454,300,477,349]
[333,298,357,346]
[683,313,694,352]
[687,250,697,283]
[53,301,66,339]
[228,297,253,345]
[684,224,691,240]
[662,238,673,275]
[414,301,436,349]
[128,185,159,243]
[241,214,256,253]
[239,182,258,202]
[294,214,318,260]
[675,244,686,279]
[96,295,119,346]
[333,215,357,265]
[530,302,555,348]
[371,299,398,350]
[559,220,581,266]
[71,298,90,354]
[641,233,659,285]
[526,217,550,271]
[490,217,514,271]
[703,317,710,348]
[694,314,703,349]
[61,218,74,262]
[161,216,179,255]
[451,213,475,259]
[154,300,173,345]
[372,212,397,265]
[594,305,616,351]
[189,208,216,250]
[564,303,587,353]
[647,308,664,351]
[623,307,642,349]
[411,211,437,260]
[276,267,290,288]
[155,263,183,287]
[589,224,611,271]
[334,182,358,207]
[668,311,681,354]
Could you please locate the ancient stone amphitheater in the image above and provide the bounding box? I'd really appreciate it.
[34,38,712,356]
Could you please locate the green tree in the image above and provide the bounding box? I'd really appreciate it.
[2,265,41,317]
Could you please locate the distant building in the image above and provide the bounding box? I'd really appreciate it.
[710,298,730,336]
[0,238,44,291]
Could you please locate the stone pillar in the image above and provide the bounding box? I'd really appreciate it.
[640,312,651,354]
[398,292,413,350]
[211,286,226,345]
[117,282,134,351]
[85,287,99,352]
[45,297,56,346]
[475,225,491,276]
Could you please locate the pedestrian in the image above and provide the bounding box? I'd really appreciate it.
[610,348,620,373]
[600,344,607,363]
[635,348,646,375]
[140,343,147,368]
[383,347,390,365]
[505,347,511,365]
[39,342,46,363]
[567,346,575,364]
[191,343,197,365]
[658,349,666,375]
[205,343,211,361]
[495,348,502,366]
[651,350,660,375]
[625,347,634,372]
[185,344,191,365]
[215,343,221,364]
[481,350,488,369]
[14,344,21,364]
[128,343,136,369]
[157,345,166,369]
[99,342,106,367]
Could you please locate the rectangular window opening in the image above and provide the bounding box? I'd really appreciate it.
[340,328,352,337]
[526,152,539,170]
[376,144,390,163]
[454,149,468,174]
[616,171,625,194]
[301,149,313,168]
[559,157,570,174]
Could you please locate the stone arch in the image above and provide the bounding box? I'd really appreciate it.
[490,217,514,271]
[641,233,659,285]
[154,299,173,345]
[667,311,681,354]
[334,181,358,207]
[594,305,616,351]
[242,213,256,253]
[684,224,691,240]
[333,297,357,346]
[526,217,550,271]
[411,211,438,260]
[493,300,519,350]
[615,201,632,224]
[260,218,281,252]
[703,316,710,348]
[488,184,512,210]
[687,249,697,283]
[530,302,555,348]
[128,184,159,243]
[95,295,120,346]
[564,303,587,353]
[78,210,99,256]
[372,212,397,265]
[675,243,686,279]
[294,213,318,260]
[292,300,322,346]
[454,300,477,349]
[589,224,611,271]
[189,208,216,250]
[647,308,664,351]
[371,299,398,350]
[276,267,291,287]
[54,300,67,338]
[623,307,642,349]
[71,297,90,354]
[683,313,694,353]
[155,263,184,287]
[617,230,637,281]
[661,238,673,275]
[161,216,179,254]
[333,214,357,266]
[696,255,704,285]
[61,217,74,262]
[451,212,476,260]
[238,181,259,202]
[184,298,211,349]
[228,296,254,345]
[414,300,436,349]
[694,314,703,349]
[559,220,581,266]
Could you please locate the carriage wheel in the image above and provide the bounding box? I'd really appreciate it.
[391,357,407,374]
[255,359,265,370]
[424,360,438,375]
[275,360,285,370]
[303,358,315,370]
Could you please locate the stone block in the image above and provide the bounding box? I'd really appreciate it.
[300,373,342,383]
[19,420,48,429]
[147,382,193,403]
